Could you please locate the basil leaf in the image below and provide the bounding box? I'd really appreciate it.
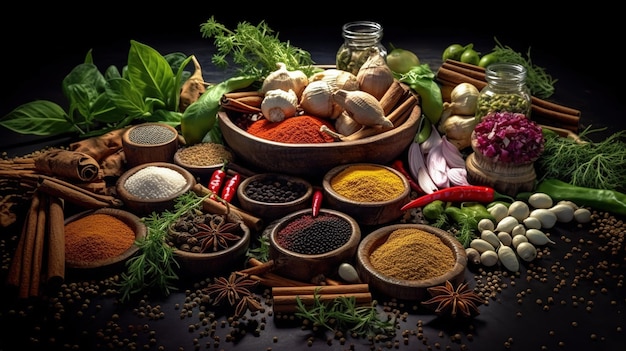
[0,101,74,136]
[127,40,176,110]
[106,78,148,117]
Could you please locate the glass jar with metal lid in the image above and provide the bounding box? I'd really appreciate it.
[475,63,532,120]
[336,21,387,76]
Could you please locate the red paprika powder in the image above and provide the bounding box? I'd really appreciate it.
[246,115,337,144]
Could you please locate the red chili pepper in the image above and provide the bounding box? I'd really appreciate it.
[207,165,227,199]
[401,185,511,211]
[311,189,323,217]
[220,173,241,203]
[391,159,422,194]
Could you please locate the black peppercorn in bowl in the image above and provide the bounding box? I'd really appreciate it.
[236,173,313,222]
[269,208,361,282]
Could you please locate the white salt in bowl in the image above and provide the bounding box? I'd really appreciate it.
[116,162,196,216]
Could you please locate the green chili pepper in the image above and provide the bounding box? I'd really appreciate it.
[422,200,445,221]
[460,202,495,224]
[181,75,256,145]
[534,178,626,216]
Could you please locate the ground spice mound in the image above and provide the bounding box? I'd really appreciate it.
[64,213,135,262]
[245,115,337,144]
[370,228,454,281]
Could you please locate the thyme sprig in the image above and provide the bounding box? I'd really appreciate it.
[118,191,208,302]
[294,292,396,340]
[199,16,317,79]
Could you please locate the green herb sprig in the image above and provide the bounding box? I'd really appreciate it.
[537,127,626,192]
[199,16,317,79]
[491,37,557,99]
[118,191,208,302]
[294,292,396,340]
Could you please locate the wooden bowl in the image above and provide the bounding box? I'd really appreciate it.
[170,212,251,277]
[217,100,420,177]
[122,123,179,168]
[173,143,235,177]
[356,224,467,301]
[237,173,313,222]
[269,208,361,282]
[64,208,146,272]
[322,163,411,226]
[116,162,196,216]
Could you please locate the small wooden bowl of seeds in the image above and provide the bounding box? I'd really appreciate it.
[269,208,361,282]
[116,162,196,216]
[236,173,313,222]
[173,142,235,177]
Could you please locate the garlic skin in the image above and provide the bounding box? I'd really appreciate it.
[309,69,359,92]
[356,48,394,100]
[440,82,479,122]
[334,112,363,136]
[332,89,392,128]
[261,62,309,99]
[300,80,344,119]
[438,114,477,150]
[260,89,299,122]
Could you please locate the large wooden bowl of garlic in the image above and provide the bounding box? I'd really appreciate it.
[218,69,421,177]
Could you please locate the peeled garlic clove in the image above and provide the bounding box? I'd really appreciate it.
[260,89,298,122]
[515,242,537,262]
[332,89,392,128]
[356,48,394,100]
[334,112,362,136]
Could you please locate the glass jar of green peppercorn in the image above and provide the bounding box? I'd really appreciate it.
[336,21,387,75]
[475,63,532,120]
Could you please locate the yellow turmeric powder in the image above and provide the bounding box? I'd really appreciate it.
[330,164,405,202]
[369,228,454,281]
[65,213,135,262]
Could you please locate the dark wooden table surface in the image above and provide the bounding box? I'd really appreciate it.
[1,6,625,351]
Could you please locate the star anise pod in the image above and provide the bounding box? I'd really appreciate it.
[204,272,259,315]
[421,280,485,318]
[192,215,241,252]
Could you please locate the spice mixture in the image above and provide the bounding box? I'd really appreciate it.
[64,213,135,262]
[330,164,405,202]
[369,228,454,281]
[245,115,337,144]
[127,124,177,145]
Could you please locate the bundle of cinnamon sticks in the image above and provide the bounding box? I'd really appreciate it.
[6,190,65,298]
[436,59,581,133]
[272,284,372,314]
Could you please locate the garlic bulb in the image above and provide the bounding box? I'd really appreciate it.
[309,69,359,92]
[356,48,394,100]
[438,114,477,150]
[261,89,299,122]
[440,83,479,122]
[300,80,344,119]
[334,112,363,136]
[261,62,309,99]
[332,89,392,128]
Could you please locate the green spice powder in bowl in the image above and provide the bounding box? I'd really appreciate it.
[269,208,361,282]
[322,163,411,226]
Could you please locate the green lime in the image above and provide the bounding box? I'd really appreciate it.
[442,44,465,61]
[460,48,480,65]
[478,52,499,68]
[386,48,420,74]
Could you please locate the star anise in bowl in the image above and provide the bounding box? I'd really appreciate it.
[421,280,485,318]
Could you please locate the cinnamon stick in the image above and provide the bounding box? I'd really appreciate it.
[192,183,264,232]
[29,193,47,297]
[34,149,101,182]
[380,80,410,115]
[237,259,275,276]
[46,195,65,287]
[272,292,373,314]
[272,284,370,296]
[11,191,41,298]
[37,175,122,209]
[249,273,313,288]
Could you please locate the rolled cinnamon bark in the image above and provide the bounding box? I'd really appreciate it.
[34,149,101,182]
